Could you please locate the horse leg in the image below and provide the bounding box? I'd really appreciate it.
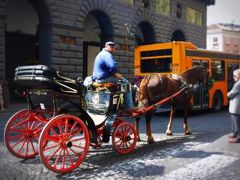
[135,117,141,141]
[166,105,176,136]
[146,111,155,144]
[183,104,192,135]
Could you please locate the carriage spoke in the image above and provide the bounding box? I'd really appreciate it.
[112,122,137,154]
[32,121,45,131]
[5,109,48,159]
[44,143,59,151]
[53,149,63,168]
[29,138,37,155]
[64,118,69,134]
[44,135,59,143]
[71,137,85,142]
[68,146,79,157]
[69,127,84,139]
[9,127,26,134]
[17,138,27,154]
[61,148,65,169]
[66,148,74,166]
[69,121,77,134]
[47,146,61,161]
[72,144,85,149]
[57,121,63,134]
[7,134,23,140]
[11,136,25,149]
[39,115,89,173]
[11,118,30,129]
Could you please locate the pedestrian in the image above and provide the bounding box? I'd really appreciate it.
[91,41,133,109]
[0,80,5,110]
[227,69,240,143]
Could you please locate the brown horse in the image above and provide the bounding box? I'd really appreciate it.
[135,66,209,144]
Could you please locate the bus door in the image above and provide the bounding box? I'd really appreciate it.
[192,60,209,109]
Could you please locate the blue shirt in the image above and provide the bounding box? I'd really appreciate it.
[92,49,118,80]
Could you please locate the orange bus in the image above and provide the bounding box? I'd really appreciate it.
[134,41,240,111]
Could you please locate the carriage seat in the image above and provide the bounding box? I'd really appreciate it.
[14,65,85,95]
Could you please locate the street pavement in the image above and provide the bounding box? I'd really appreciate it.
[0,103,240,180]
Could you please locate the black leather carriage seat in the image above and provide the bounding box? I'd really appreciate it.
[14,65,85,94]
[15,65,58,89]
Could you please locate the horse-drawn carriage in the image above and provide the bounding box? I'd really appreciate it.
[4,65,139,173]
[4,64,208,173]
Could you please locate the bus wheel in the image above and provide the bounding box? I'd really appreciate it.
[213,92,223,111]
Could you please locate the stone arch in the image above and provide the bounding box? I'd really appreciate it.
[171,29,186,41]
[28,0,52,65]
[132,9,156,46]
[135,21,156,45]
[5,0,51,99]
[168,20,187,42]
[80,1,115,78]
[85,10,114,45]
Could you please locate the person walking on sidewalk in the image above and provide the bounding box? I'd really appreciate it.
[227,69,240,143]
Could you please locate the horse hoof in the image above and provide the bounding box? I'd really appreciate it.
[148,140,155,144]
[185,131,192,135]
[147,136,155,144]
[166,132,173,136]
[138,138,142,142]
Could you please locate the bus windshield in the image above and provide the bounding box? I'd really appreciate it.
[139,49,172,73]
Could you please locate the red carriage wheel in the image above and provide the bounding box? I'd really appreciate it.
[38,114,89,173]
[112,122,137,155]
[4,109,49,159]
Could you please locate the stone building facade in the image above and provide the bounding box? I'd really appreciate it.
[0,0,214,103]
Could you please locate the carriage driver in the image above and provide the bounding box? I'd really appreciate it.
[92,41,134,109]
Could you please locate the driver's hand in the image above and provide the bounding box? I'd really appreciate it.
[119,78,129,84]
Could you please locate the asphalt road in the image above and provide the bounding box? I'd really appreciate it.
[0,105,240,180]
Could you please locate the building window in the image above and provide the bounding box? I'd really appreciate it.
[234,39,239,44]
[225,38,230,44]
[156,0,170,16]
[143,0,150,8]
[213,37,218,42]
[176,3,182,18]
[187,7,202,26]
[120,0,134,5]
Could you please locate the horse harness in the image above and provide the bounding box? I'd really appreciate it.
[136,74,193,107]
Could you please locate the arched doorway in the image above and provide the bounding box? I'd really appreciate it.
[135,21,155,46]
[171,29,186,41]
[83,10,114,79]
[5,0,51,100]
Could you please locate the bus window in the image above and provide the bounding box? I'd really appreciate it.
[227,63,239,91]
[211,60,225,81]
[141,58,172,73]
[140,48,172,73]
[140,49,172,57]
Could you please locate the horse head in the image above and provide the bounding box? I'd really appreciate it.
[181,66,210,85]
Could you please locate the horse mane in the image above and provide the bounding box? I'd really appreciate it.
[181,66,203,84]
